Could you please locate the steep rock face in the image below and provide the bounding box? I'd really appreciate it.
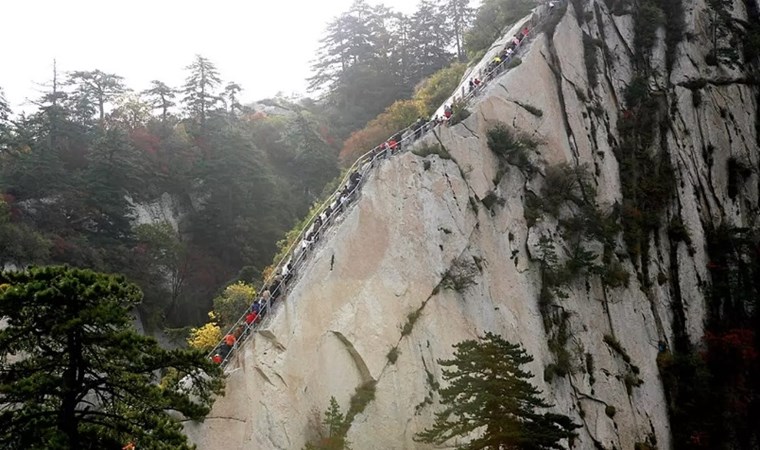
[187,1,758,448]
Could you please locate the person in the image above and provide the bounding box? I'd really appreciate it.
[245,310,257,327]
[444,105,453,120]
[314,215,323,231]
[261,288,271,304]
[212,353,223,364]
[123,442,136,450]
[224,333,236,348]
[349,170,362,188]
[283,262,294,284]
[219,342,231,358]
[512,35,521,46]
[469,79,475,92]
[549,0,555,10]
[522,26,530,37]
[414,117,425,139]
[474,78,481,87]
[388,138,398,154]
[270,275,282,300]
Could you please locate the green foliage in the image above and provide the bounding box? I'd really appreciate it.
[212,281,256,330]
[412,143,451,160]
[401,308,423,337]
[506,56,523,69]
[304,397,352,450]
[415,62,468,116]
[415,332,580,449]
[521,103,543,117]
[386,346,400,364]
[0,200,51,266]
[345,380,377,425]
[582,33,600,88]
[447,98,471,125]
[603,334,632,364]
[0,266,223,450]
[441,256,479,292]
[615,88,675,269]
[633,0,665,62]
[486,122,538,176]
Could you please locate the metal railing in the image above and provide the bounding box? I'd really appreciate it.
[208,1,561,369]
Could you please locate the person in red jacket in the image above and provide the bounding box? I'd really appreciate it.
[224,333,236,347]
[212,353,223,364]
[246,311,257,326]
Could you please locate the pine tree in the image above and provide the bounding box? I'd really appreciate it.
[182,55,222,128]
[142,80,177,123]
[0,266,224,450]
[304,396,351,450]
[442,0,474,61]
[415,332,579,450]
[409,0,453,80]
[67,69,128,126]
[0,87,11,151]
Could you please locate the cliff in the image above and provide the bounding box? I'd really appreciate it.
[186,0,759,448]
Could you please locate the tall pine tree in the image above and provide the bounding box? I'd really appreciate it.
[0,266,224,450]
[415,332,579,450]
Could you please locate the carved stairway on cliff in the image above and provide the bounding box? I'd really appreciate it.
[212,2,561,370]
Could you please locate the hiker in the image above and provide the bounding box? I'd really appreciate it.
[245,310,257,327]
[469,79,476,92]
[388,138,398,154]
[474,78,481,86]
[212,353,223,364]
[444,105,453,120]
[224,333,237,348]
[270,275,282,300]
[414,117,426,139]
[349,170,362,188]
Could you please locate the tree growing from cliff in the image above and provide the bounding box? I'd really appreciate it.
[415,332,579,450]
[0,266,224,450]
[304,396,352,450]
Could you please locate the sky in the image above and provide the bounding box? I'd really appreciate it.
[0,0,419,113]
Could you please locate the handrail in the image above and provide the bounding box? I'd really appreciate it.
[207,0,561,368]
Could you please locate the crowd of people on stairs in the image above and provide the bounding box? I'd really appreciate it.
[207,1,561,368]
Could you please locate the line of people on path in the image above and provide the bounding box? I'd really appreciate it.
[207,1,559,368]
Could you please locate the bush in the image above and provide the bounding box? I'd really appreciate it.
[541,163,595,215]
[401,309,423,336]
[412,143,451,160]
[213,281,256,329]
[486,123,537,173]
[601,261,630,288]
[448,98,471,125]
[441,256,479,292]
[346,380,377,423]
[603,334,632,363]
[187,312,223,351]
[507,57,523,69]
[415,63,468,116]
[386,347,400,364]
[605,405,616,418]
[521,103,544,117]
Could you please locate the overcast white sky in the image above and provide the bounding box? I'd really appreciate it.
[0,0,421,113]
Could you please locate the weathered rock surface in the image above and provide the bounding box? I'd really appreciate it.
[186,1,759,448]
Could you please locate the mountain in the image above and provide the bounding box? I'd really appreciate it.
[186,0,760,448]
